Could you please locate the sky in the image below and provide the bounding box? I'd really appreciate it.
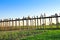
[0,0,60,19]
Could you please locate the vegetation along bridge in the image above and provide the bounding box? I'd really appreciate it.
[0,13,60,31]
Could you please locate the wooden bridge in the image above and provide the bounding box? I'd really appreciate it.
[0,13,60,31]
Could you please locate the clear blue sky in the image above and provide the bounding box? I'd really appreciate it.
[0,0,60,19]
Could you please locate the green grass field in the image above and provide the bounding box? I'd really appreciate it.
[0,25,60,40]
[21,30,60,40]
[0,30,60,40]
[0,30,44,40]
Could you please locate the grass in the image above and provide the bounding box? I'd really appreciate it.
[0,30,60,40]
[0,25,60,40]
[0,30,44,40]
[21,30,60,40]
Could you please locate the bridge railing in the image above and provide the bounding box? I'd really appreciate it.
[0,13,60,30]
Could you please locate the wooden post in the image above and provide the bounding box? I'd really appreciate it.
[5,22,7,27]
[34,16,36,29]
[41,14,44,29]
[27,16,30,30]
[9,21,10,27]
[7,20,8,30]
[1,20,2,30]
[30,17,33,29]
[51,15,52,28]
[44,13,46,29]
[7,21,8,27]
[9,21,10,30]
[1,22,3,27]
[9,18,11,30]
[49,18,50,28]
[15,18,17,30]
[37,16,38,29]
[23,17,24,30]
[12,18,14,27]
[26,18,28,29]
[5,22,6,27]
[3,22,5,30]
[9,18,11,27]
[5,22,7,30]
[55,13,59,28]
[1,21,2,27]
[26,17,29,30]
[18,18,20,30]
[49,17,52,28]
[30,19,32,29]
[43,16,44,29]
[19,19,20,27]
[28,19,29,30]
[3,21,4,30]
[0,22,1,27]
[40,17,41,29]
[15,19,17,27]
[1,21,2,30]
[31,17,33,29]
[12,18,14,30]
